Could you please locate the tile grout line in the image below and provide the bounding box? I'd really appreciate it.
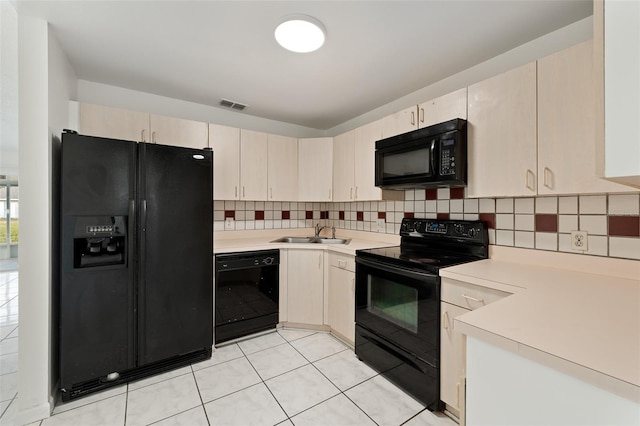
[189,364,212,426]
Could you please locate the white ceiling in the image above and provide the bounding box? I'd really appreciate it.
[17,0,592,130]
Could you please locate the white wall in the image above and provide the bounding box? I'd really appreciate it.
[466,337,640,426]
[17,13,53,425]
[0,1,19,176]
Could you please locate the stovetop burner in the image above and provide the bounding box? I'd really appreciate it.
[356,218,489,274]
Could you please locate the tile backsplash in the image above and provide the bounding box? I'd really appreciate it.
[214,189,640,261]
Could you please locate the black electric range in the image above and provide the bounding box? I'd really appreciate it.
[354,218,488,411]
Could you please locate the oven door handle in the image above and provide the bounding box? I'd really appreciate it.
[361,330,436,370]
[356,256,437,281]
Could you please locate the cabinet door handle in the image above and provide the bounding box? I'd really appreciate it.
[318,254,322,269]
[270,188,273,199]
[525,169,535,191]
[354,187,358,200]
[419,107,425,123]
[329,189,332,200]
[235,186,238,198]
[462,294,484,303]
[442,311,449,330]
[151,131,157,144]
[543,167,554,189]
[410,111,415,126]
[351,277,355,293]
[141,129,146,142]
[242,186,245,198]
[350,187,353,200]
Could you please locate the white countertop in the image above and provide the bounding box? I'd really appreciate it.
[214,228,400,255]
[441,246,640,402]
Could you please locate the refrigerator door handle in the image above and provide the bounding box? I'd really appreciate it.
[141,200,147,232]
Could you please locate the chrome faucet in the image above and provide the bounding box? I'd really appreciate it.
[315,223,327,237]
[331,226,336,239]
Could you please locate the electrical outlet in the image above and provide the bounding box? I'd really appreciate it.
[225,217,235,230]
[571,230,588,251]
[376,218,386,232]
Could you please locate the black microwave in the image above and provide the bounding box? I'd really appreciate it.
[375,118,467,189]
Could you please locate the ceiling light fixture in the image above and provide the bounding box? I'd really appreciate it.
[275,15,326,53]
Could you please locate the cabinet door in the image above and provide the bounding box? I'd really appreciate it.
[333,130,356,202]
[240,129,268,200]
[537,40,635,195]
[267,134,298,201]
[149,114,208,149]
[354,120,383,201]
[209,123,240,200]
[298,138,333,201]
[287,249,324,325]
[441,301,470,413]
[328,265,355,344]
[419,87,468,127]
[467,62,538,198]
[381,105,418,138]
[79,103,150,142]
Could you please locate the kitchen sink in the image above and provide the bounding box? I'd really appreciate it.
[270,236,350,245]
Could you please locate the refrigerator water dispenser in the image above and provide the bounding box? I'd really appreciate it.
[72,216,127,268]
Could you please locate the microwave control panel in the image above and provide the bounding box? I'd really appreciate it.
[439,138,456,175]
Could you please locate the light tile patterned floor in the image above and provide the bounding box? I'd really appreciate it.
[0,263,456,426]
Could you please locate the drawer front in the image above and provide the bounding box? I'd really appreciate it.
[441,278,511,310]
[329,252,355,272]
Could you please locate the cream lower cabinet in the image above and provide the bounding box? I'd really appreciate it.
[467,62,538,198]
[440,278,511,423]
[298,138,333,202]
[79,103,208,149]
[328,253,355,345]
[286,249,324,326]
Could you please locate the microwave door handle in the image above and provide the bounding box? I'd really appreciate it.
[430,140,436,175]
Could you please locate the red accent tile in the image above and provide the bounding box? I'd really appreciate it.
[450,187,465,199]
[426,189,438,200]
[224,210,235,219]
[437,213,450,220]
[535,214,558,232]
[281,210,290,220]
[609,216,640,237]
[378,212,386,220]
[404,212,415,218]
[321,211,329,219]
[254,210,264,220]
[357,211,364,221]
[306,211,313,220]
[339,211,345,220]
[479,213,496,229]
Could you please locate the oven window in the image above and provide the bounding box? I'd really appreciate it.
[367,275,418,333]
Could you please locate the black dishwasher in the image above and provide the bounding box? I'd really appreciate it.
[215,250,279,344]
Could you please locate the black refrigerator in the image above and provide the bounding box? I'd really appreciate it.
[59,131,213,401]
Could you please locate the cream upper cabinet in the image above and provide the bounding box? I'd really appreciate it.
[209,123,240,200]
[354,119,383,201]
[537,40,634,195]
[148,114,208,149]
[79,103,208,149]
[298,137,333,201]
[240,129,268,200]
[267,134,298,201]
[594,0,640,187]
[79,103,149,142]
[332,129,356,202]
[467,62,538,198]
[418,87,468,127]
[287,249,324,326]
[381,105,418,138]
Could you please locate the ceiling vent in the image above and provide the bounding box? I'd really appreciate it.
[219,99,247,111]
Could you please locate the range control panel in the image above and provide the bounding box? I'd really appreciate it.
[400,218,487,242]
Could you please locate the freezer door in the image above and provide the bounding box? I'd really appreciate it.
[59,133,137,389]
[137,143,213,365]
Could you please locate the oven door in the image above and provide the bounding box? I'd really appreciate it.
[355,255,440,368]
